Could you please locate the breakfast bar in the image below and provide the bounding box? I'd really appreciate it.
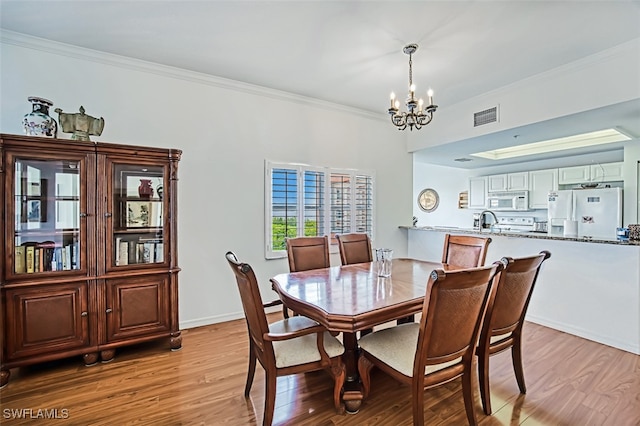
[402,226,640,355]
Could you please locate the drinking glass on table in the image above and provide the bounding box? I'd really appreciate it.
[375,248,393,277]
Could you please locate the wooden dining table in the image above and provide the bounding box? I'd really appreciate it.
[269,257,450,413]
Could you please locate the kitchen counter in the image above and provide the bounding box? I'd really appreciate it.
[404,225,640,355]
[399,225,639,246]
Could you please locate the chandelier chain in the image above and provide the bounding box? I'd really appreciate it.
[408,53,413,88]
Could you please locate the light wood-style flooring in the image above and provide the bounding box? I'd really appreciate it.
[1,313,639,425]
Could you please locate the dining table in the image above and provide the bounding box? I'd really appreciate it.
[269,257,452,413]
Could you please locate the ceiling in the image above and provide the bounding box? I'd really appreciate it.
[2,1,640,167]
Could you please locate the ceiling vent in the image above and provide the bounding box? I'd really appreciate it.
[473,106,499,127]
[454,157,473,162]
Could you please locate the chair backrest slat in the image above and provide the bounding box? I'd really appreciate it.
[286,236,330,272]
[441,234,491,268]
[336,233,372,265]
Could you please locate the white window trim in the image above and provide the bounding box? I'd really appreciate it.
[265,160,375,259]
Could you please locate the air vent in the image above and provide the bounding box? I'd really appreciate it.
[454,157,473,162]
[473,106,498,127]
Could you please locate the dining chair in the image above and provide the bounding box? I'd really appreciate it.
[225,251,346,425]
[282,236,331,318]
[398,233,493,326]
[335,233,372,265]
[357,263,502,426]
[442,233,492,268]
[476,250,551,415]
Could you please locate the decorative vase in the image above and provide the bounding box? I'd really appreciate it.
[138,179,154,199]
[23,97,58,138]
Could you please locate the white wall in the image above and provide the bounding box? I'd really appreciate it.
[0,32,412,328]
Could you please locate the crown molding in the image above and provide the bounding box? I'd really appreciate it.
[1,29,384,122]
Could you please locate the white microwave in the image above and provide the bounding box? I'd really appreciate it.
[487,191,529,211]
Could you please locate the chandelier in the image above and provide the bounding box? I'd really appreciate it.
[388,44,438,131]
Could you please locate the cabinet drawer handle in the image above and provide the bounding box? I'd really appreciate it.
[106,308,113,314]
[79,213,88,218]
[104,213,112,218]
[81,311,88,317]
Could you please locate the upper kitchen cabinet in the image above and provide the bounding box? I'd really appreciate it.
[487,172,529,192]
[559,162,623,185]
[468,176,488,209]
[529,168,558,209]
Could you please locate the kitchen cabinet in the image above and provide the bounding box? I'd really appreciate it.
[1,134,182,387]
[487,172,529,192]
[559,162,623,185]
[468,176,487,209]
[529,168,558,209]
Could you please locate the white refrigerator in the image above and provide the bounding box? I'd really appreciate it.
[547,187,622,239]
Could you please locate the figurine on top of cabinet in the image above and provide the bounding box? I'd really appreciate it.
[54,105,105,141]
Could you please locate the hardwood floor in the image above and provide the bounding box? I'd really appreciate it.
[1,313,639,425]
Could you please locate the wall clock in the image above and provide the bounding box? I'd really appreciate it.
[418,188,439,212]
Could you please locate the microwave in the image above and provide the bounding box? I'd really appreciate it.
[486,191,529,211]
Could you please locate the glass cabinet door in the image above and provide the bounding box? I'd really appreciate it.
[111,164,166,268]
[13,158,82,274]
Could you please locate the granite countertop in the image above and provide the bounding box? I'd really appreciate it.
[399,225,640,246]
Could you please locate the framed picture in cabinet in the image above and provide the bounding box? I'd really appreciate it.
[20,178,48,223]
[125,201,162,228]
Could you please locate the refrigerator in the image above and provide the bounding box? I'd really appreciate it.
[547,187,622,239]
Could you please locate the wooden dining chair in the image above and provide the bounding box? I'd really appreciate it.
[225,251,346,425]
[442,234,492,268]
[336,233,372,265]
[477,250,551,415]
[398,233,493,326]
[282,236,331,318]
[357,263,501,426]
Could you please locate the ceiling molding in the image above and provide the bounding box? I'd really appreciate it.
[1,29,384,122]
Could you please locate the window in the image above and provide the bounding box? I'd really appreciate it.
[265,161,375,259]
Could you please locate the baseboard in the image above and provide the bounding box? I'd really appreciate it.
[179,304,282,330]
[526,314,640,355]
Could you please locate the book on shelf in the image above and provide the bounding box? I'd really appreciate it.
[155,242,164,263]
[34,248,41,273]
[25,246,35,273]
[128,240,138,264]
[118,239,129,266]
[115,237,121,266]
[15,246,26,273]
[143,242,155,263]
[55,247,63,271]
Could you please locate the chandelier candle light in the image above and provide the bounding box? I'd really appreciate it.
[388,44,437,131]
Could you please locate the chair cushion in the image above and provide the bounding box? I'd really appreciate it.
[270,318,344,368]
[490,331,512,344]
[358,323,460,377]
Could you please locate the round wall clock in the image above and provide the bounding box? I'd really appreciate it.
[418,188,439,212]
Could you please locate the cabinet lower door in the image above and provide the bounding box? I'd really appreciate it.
[104,274,170,342]
[4,282,90,360]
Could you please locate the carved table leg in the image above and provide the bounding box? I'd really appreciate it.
[170,331,182,351]
[341,332,363,413]
[1,368,10,388]
[100,350,116,363]
[83,352,99,366]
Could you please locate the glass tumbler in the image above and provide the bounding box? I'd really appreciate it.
[375,248,393,277]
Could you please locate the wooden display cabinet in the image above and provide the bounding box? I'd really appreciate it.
[0,134,182,387]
